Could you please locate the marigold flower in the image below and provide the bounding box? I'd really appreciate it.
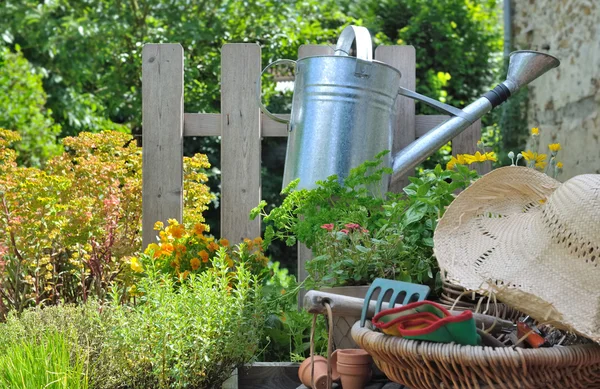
[253,236,263,245]
[161,243,174,255]
[193,223,207,236]
[153,221,164,231]
[321,223,334,231]
[199,250,209,263]
[166,224,185,239]
[167,218,179,226]
[548,143,561,153]
[190,257,201,270]
[175,244,187,255]
[531,127,540,136]
[219,238,230,247]
[145,243,160,255]
[130,257,143,273]
[208,241,219,252]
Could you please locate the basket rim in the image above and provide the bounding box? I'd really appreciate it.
[352,321,600,367]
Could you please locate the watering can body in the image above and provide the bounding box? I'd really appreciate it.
[284,55,401,194]
[257,26,560,193]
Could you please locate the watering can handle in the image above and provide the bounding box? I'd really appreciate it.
[334,25,373,61]
[256,59,296,124]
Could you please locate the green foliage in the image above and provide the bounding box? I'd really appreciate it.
[0,251,266,388]
[344,0,503,111]
[252,153,478,289]
[0,130,213,317]
[0,47,61,166]
[0,331,89,389]
[0,0,355,137]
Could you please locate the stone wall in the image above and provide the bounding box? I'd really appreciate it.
[511,0,599,179]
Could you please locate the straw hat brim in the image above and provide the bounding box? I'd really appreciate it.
[434,166,600,341]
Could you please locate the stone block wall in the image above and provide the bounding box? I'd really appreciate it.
[511,0,599,178]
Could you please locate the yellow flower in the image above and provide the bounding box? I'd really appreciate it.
[535,160,547,170]
[161,243,174,256]
[531,127,539,136]
[130,257,143,273]
[153,221,164,231]
[253,237,263,246]
[199,250,209,263]
[219,238,230,247]
[190,257,201,270]
[46,264,53,271]
[463,151,487,164]
[226,256,234,268]
[446,157,457,170]
[484,152,497,162]
[557,161,564,169]
[521,150,535,162]
[456,154,467,165]
[145,243,160,256]
[167,218,179,226]
[548,143,561,152]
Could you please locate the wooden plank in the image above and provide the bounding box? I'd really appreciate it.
[375,46,416,192]
[183,113,289,137]
[142,43,184,248]
[220,43,262,243]
[184,113,447,138]
[295,45,331,305]
[452,119,492,174]
[238,362,301,389]
[415,115,450,137]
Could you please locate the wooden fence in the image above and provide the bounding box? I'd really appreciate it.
[141,42,487,284]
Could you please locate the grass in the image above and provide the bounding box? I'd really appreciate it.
[0,331,88,389]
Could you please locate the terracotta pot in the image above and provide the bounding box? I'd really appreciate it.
[332,348,372,365]
[297,355,339,389]
[337,361,372,389]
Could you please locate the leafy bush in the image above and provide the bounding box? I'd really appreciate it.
[0,331,89,389]
[0,130,213,317]
[0,47,62,167]
[252,152,479,289]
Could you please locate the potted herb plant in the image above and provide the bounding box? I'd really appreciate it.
[251,151,480,347]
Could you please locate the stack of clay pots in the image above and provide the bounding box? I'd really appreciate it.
[298,349,372,389]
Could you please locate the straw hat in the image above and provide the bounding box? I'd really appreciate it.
[434,166,600,341]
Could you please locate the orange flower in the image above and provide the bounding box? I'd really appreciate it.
[219,238,230,247]
[161,243,174,255]
[193,223,207,237]
[208,241,219,252]
[243,238,254,250]
[199,250,209,263]
[175,244,187,255]
[190,257,201,270]
[253,237,263,245]
[166,224,185,239]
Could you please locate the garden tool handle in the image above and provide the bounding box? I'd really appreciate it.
[334,25,373,61]
[256,59,296,124]
[303,290,515,333]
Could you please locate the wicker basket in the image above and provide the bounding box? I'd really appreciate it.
[352,320,600,389]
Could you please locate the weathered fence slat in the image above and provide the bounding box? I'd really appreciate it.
[375,45,416,192]
[220,44,262,243]
[142,43,184,248]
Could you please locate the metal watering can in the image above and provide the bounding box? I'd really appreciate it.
[257,25,560,193]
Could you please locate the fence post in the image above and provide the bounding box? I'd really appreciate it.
[220,44,262,243]
[142,43,185,249]
[375,46,416,192]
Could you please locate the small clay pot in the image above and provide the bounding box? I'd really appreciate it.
[298,355,339,389]
[337,361,372,389]
[332,348,372,365]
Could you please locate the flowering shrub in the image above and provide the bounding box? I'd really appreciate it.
[135,219,269,283]
[0,130,213,317]
[252,152,477,288]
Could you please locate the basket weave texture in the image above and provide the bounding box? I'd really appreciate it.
[352,320,600,389]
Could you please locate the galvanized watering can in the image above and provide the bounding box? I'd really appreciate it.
[257,25,560,193]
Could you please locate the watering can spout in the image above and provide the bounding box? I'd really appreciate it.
[391,50,560,179]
